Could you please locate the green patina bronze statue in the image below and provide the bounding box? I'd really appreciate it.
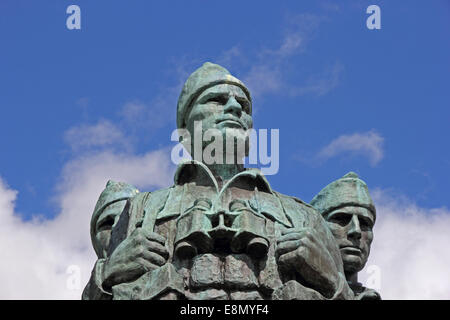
[311,172,381,300]
[82,62,379,300]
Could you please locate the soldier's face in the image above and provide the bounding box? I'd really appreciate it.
[94,200,125,257]
[185,84,253,153]
[325,206,374,275]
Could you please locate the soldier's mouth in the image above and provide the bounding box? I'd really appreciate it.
[340,246,362,255]
[216,118,246,129]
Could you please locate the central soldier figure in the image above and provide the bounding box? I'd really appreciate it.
[83,62,354,300]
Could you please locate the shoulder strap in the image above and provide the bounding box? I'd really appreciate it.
[274,192,321,228]
[106,189,170,255]
[141,188,172,231]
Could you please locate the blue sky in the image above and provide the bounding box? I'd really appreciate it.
[1,0,448,218]
[0,1,449,299]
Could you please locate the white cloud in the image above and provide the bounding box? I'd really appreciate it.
[118,59,193,131]
[64,120,130,153]
[317,130,384,166]
[217,46,243,67]
[243,65,283,98]
[0,148,174,299]
[217,13,343,100]
[2,159,449,299]
[120,101,147,124]
[277,32,304,57]
[359,189,450,299]
[240,17,310,98]
[290,61,343,96]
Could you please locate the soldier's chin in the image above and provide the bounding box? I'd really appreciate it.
[222,131,248,151]
[343,255,363,273]
[222,127,247,139]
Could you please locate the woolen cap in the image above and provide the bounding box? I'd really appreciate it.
[310,172,376,219]
[176,62,251,129]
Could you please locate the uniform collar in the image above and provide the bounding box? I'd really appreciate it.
[174,160,272,195]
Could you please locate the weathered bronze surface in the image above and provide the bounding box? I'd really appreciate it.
[83,62,380,300]
[311,172,381,299]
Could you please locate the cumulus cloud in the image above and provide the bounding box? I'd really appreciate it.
[359,189,450,299]
[0,148,174,299]
[317,130,384,166]
[64,120,131,153]
[3,169,448,299]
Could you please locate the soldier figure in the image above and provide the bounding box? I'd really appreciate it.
[82,180,139,300]
[311,172,381,300]
[83,62,355,300]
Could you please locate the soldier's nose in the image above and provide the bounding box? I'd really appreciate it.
[348,215,362,240]
[224,96,242,118]
[211,210,226,228]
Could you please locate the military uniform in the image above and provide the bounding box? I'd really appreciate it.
[311,172,381,300]
[83,62,355,300]
[350,282,381,300]
[84,161,353,300]
[82,180,139,300]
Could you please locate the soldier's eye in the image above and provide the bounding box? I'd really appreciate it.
[329,214,351,226]
[359,218,373,231]
[97,217,114,232]
[236,98,250,113]
[206,95,228,105]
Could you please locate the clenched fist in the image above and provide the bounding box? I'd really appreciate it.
[276,227,340,298]
[102,227,169,290]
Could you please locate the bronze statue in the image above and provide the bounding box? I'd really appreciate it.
[83,62,359,300]
[311,172,381,300]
